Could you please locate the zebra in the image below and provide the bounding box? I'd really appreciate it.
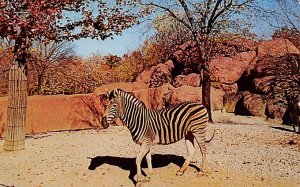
[102,88,214,186]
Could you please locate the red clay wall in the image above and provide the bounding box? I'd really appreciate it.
[0,94,104,137]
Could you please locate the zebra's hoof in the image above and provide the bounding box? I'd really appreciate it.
[176,170,184,176]
[135,177,150,186]
[136,181,142,187]
[136,176,142,187]
[142,177,150,183]
[197,172,207,177]
[148,170,154,178]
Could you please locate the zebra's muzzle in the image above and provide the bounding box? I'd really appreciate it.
[102,116,109,129]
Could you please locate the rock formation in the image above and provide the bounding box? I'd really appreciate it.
[167,85,224,111]
[132,37,300,123]
[135,67,155,83]
[210,51,256,85]
[149,60,174,88]
[257,38,300,57]
[173,73,201,88]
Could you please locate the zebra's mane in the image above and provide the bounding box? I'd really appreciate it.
[116,89,146,108]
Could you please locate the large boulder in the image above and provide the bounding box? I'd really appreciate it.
[211,88,226,111]
[265,98,287,120]
[173,73,200,88]
[241,53,300,119]
[135,67,155,83]
[223,92,243,113]
[245,53,300,120]
[168,86,201,106]
[253,74,300,120]
[167,85,224,111]
[220,83,238,94]
[234,91,266,117]
[133,83,174,109]
[243,92,266,117]
[252,76,274,95]
[149,60,175,88]
[257,38,300,58]
[135,60,175,86]
[253,75,300,98]
[248,54,300,78]
[210,51,256,84]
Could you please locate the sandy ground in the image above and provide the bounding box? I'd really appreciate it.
[0,111,300,187]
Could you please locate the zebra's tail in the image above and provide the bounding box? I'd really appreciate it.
[205,129,216,143]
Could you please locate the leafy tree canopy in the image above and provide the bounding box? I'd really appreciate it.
[0,0,139,42]
[0,0,140,71]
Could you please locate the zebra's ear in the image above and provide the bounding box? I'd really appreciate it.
[107,90,115,100]
[108,89,120,100]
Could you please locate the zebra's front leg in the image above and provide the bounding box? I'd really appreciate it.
[136,143,151,186]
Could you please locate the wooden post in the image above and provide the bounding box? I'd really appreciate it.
[3,63,27,151]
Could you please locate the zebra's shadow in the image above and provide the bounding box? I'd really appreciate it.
[88,154,194,185]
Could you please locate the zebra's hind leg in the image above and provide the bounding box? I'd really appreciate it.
[193,130,208,177]
[136,143,151,186]
[176,132,195,176]
[146,151,154,178]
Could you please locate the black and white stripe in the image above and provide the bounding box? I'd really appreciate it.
[102,88,213,185]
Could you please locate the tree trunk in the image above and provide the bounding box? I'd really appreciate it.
[202,62,213,123]
[37,75,43,95]
[4,28,29,151]
[3,63,27,151]
[192,31,213,123]
[196,42,213,123]
[14,29,28,75]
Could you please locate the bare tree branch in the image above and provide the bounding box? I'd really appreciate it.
[178,0,194,31]
[140,2,192,31]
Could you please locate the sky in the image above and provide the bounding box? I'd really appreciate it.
[63,1,154,58]
[71,0,300,58]
[71,26,149,57]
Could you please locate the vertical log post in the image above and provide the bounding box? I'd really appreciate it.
[3,63,27,151]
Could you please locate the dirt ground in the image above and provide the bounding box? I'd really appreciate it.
[0,111,299,187]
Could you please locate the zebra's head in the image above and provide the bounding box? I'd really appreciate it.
[102,89,123,129]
